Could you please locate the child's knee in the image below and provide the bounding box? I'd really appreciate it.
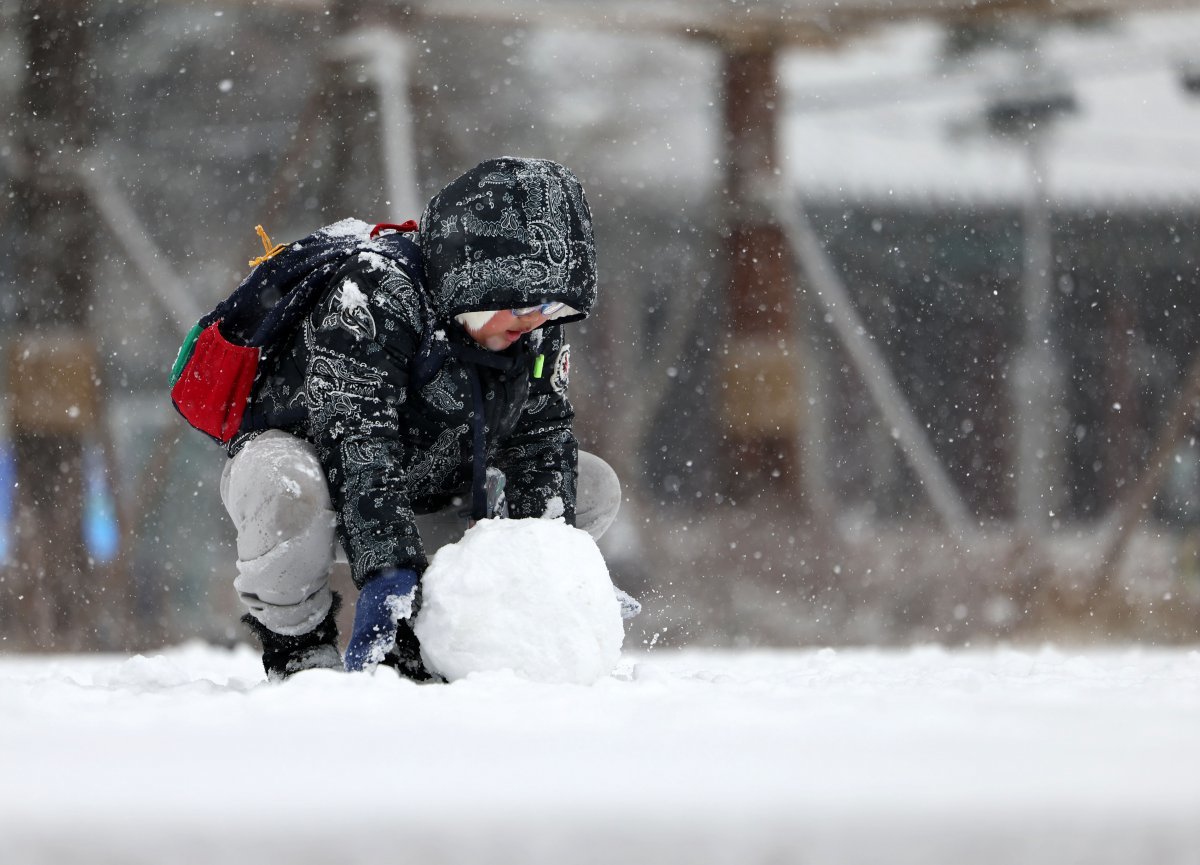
[223,432,333,559]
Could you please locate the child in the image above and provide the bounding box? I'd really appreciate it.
[218,158,620,680]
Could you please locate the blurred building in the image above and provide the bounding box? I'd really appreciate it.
[3,2,1200,646]
[776,15,1200,527]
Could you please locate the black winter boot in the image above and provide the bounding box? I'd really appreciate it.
[242,593,343,682]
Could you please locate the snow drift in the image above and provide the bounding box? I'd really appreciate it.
[1,645,1198,865]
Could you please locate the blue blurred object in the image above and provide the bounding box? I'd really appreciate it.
[84,445,119,563]
[0,442,12,563]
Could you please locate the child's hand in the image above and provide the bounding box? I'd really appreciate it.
[344,568,419,672]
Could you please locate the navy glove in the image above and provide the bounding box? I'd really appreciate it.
[344,568,420,672]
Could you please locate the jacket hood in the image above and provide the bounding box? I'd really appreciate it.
[419,157,597,325]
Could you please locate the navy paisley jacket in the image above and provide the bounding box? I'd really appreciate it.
[234,158,597,586]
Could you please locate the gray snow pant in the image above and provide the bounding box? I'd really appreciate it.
[220,429,622,636]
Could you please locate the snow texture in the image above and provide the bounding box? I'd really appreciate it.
[334,279,369,314]
[0,645,1197,865]
[414,518,624,684]
[320,217,370,240]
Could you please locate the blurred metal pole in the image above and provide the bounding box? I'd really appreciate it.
[985,49,1075,531]
[326,29,421,220]
[768,189,977,537]
[717,42,804,499]
[1094,347,1200,592]
[8,0,105,650]
[1012,132,1066,530]
[355,31,422,221]
[263,20,422,227]
[79,158,202,333]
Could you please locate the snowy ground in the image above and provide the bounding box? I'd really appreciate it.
[1,645,1198,865]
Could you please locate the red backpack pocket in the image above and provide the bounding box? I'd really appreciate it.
[170,322,260,443]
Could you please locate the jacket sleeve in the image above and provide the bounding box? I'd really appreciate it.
[304,256,429,586]
[496,324,579,524]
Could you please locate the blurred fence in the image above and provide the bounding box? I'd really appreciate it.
[3,0,1200,650]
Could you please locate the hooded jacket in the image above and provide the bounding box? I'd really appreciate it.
[235,158,597,586]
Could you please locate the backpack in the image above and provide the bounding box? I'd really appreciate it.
[169,219,423,443]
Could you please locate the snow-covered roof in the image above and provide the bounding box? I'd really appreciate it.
[782,11,1200,207]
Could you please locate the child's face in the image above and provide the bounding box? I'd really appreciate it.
[463,310,549,351]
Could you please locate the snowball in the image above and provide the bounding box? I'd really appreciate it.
[414,518,625,684]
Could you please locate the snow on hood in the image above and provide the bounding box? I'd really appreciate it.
[419,157,597,325]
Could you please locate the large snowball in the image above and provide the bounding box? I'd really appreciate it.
[413,518,625,684]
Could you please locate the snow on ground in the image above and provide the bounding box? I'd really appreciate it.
[1,644,1198,865]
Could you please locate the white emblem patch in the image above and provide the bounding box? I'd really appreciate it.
[551,344,570,396]
[323,279,377,340]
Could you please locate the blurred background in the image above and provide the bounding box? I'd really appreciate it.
[3,0,1200,653]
